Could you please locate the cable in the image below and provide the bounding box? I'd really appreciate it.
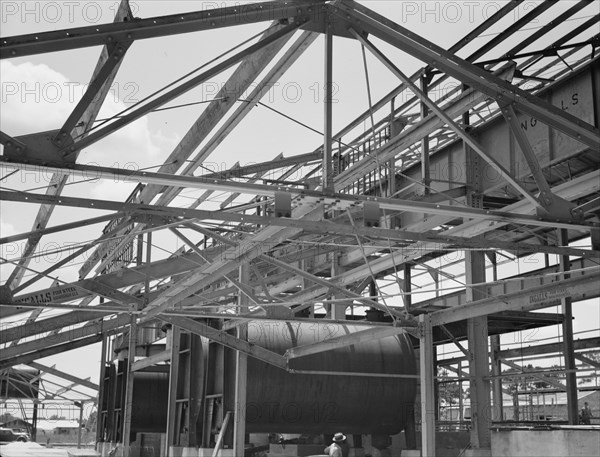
[72,25,276,141]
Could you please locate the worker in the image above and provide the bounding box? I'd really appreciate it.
[324,432,348,457]
[580,402,593,425]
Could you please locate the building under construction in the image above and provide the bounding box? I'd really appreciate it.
[0,1,599,456]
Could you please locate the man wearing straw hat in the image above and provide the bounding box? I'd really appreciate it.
[324,432,348,457]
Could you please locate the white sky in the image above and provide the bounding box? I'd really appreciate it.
[0,1,599,417]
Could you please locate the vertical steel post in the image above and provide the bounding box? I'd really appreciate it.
[144,232,152,305]
[122,315,137,456]
[458,361,464,423]
[165,326,181,456]
[490,336,503,421]
[233,264,249,455]
[330,253,346,319]
[420,75,431,195]
[96,333,107,445]
[464,102,492,449]
[403,263,412,313]
[419,313,436,456]
[77,402,84,448]
[31,400,38,442]
[489,252,504,421]
[559,229,579,424]
[323,15,334,193]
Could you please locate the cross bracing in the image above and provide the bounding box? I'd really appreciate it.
[0,0,599,452]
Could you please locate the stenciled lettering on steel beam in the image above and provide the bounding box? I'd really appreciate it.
[79,26,314,279]
[501,104,581,220]
[350,28,541,209]
[335,1,600,150]
[2,1,133,291]
[430,270,600,326]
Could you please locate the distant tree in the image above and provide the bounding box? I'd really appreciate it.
[0,412,17,424]
[438,367,463,406]
[578,352,600,385]
[48,414,66,420]
[85,411,97,432]
[505,364,565,391]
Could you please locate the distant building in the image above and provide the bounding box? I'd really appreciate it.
[441,390,600,423]
[0,418,32,434]
[36,420,82,435]
[503,389,599,422]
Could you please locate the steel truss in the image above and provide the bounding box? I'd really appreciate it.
[1,0,599,454]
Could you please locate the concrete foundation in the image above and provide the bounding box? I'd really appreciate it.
[463,449,491,457]
[267,443,326,456]
[491,426,600,457]
[400,431,471,457]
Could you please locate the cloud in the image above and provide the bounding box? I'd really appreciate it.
[1,60,180,202]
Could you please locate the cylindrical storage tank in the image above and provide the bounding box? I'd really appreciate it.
[245,321,417,435]
[131,371,169,434]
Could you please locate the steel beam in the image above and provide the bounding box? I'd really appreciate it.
[419,314,436,456]
[122,316,137,454]
[499,357,566,391]
[3,1,133,290]
[140,204,322,320]
[439,337,600,368]
[323,13,334,192]
[414,257,599,312]
[62,22,303,156]
[2,165,597,231]
[558,229,579,424]
[0,314,131,364]
[233,264,250,456]
[130,350,170,372]
[0,213,124,245]
[0,1,324,58]
[164,325,180,456]
[0,335,102,370]
[79,27,312,279]
[430,270,600,326]
[352,29,540,208]
[337,1,600,150]
[160,315,287,370]
[286,326,406,359]
[27,362,98,391]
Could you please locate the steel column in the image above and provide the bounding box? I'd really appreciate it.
[559,229,579,424]
[122,315,137,456]
[165,325,181,456]
[465,106,492,449]
[323,13,334,193]
[233,264,250,456]
[419,313,435,456]
[420,75,431,195]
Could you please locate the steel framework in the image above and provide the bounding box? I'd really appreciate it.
[1,1,599,455]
